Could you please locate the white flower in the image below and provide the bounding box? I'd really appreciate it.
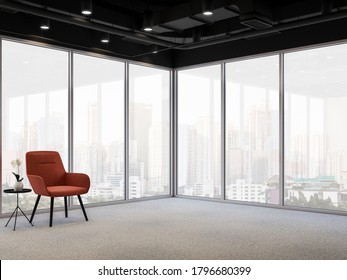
[11,159,22,168]
[11,158,24,182]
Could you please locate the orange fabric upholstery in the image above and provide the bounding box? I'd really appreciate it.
[26,151,90,227]
[46,186,87,197]
[26,174,49,196]
[26,151,66,187]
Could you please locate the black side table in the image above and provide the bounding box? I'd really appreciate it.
[3,188,33,231]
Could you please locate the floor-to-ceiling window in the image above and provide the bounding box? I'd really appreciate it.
[73,54,125,204]
[1,40,69,213]
[177,65,221,198]
[226,56,279,204]
[128,64,170,198]
[1,39,173,215]
[3,37,347,216]
[284,44,347,211]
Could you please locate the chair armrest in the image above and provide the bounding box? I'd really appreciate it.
[27,174,49,196]
[65,173,90,191]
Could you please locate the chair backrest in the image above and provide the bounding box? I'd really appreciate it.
[26,151,66,186]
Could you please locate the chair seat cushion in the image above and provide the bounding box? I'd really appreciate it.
[46,186,88,197]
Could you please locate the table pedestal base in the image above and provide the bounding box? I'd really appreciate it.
[5,205,33,231]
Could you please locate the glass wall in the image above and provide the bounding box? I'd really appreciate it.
[3,37,347,216]
[128,64,170,198]
[284,45,347,211]
[1,40,68,213]
[1,39,172,216]
[177,65,221,198]
[73,54,125,204]
[225,56,279,204]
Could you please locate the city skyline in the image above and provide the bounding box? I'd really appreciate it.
[2,40,347,214]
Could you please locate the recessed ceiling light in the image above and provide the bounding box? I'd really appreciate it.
[101,34,110,43]
[81,0,92,15]
[82,10,92,15]
[143,10,153,32]
[151,45,158,54]
[40,18,50,30]
[202,0,213,16]
[144,27,153,32]
[203,11,213,16]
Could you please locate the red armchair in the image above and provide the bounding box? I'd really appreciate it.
[26,151,90,227]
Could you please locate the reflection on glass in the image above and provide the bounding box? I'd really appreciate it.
[128,64,170,198]
[73,54,124,204]
[284,44,347,211]
[226,56,279,204]
[177,65,221,198]
[2,40,68,213]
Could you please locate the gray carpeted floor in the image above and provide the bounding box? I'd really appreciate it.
[1,197,347,260]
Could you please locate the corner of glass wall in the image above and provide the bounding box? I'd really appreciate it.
[3,36,347,215]
[177,64,222,199]
[128,63,171,199]
[1,38,173,214]
[225,55,280,205]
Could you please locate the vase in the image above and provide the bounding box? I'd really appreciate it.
[14,181,24,192]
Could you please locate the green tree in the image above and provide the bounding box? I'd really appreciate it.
[307,194,336,209]
[285,191,307,206]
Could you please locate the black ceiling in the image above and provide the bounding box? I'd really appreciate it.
[1,0,347,68]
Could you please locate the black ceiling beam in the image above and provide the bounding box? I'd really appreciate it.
[152,0,274,35]
[0,11,154,58]
[189,15,214,26]
[157,17,248,40]
[177,7,347,50]
[37,0,142,31]
[232,0,272,17]
[273,0,321,23]
[157,0,228,25]
[173,15,347,68]
[158,24,184,33]
[0,0,179,48]
[273,0,347,23]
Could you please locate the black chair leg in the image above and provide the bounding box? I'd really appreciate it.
[49,197,54,227]
[64,196,68,218]
[77,195,88,221]
[30,195,41,223]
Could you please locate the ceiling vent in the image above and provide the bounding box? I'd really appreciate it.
[240,13,272,30]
